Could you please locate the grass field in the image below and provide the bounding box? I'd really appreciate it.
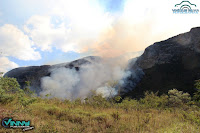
[0,77,200,133]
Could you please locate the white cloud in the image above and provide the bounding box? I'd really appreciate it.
[24,15,72,52]
[0,57,19,73]
[123,0,200,36]
[24,0,113,53]
[22,0,200,58]
[1,0,199,60]
[0,24,41,60]
[89,0,200,57]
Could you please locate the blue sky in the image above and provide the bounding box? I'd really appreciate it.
[0,0,124,26]
[0,0,200,72]
[0,0,125,72]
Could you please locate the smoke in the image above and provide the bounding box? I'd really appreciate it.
[77,0,200,58]
[40,58,132,100]
[40,68,80,99]
[82,19,155,58]
[96,86,117,98]
[20,0,198,60]
[37,0,176,100]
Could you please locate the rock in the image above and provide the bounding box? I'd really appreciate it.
[123,27,200,98]
[4,56,100,94]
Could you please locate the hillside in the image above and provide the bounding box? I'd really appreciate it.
[123,27,200,98]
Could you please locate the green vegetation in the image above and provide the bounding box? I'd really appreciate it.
[194,80,200,102]
[0,77,200,132]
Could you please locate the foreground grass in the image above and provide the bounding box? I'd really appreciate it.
[0,96,200,133]
[0,77,200,132]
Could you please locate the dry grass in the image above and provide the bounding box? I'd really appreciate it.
[0,97,200,133]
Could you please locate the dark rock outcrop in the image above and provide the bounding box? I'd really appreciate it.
[123,27,200,98]
[4,56,100,93]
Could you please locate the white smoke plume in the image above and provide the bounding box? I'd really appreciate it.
[40,58,132,100]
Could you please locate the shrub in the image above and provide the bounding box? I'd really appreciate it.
[140,91,168,108]
[168,89,191,107]
[23,81,34,96]
[0,77,22,104]
[86,94,111,108]
[118,98,140,111]
[0,77,21,93]
[18,96,37,107]
[0,77,37,106]
[92,113,110,123]
[114,96,122,103]
[0,88,14,104]
[73,98,82,105]
[193,80,200,102]
[46,106,61,116]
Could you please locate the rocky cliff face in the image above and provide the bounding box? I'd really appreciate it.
[4,56,100,94]
[123,27,200,98]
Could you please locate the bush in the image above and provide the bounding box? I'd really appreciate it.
[18,96,37,107]
[140,91,168,108]
[118,98,140,111]
[92,113,110,123]
[0,88,14,104]
[0,77,21,93]
[193,80,200,102]
[114,96,122,103]
[23,81,34,96]
[85,94,111,108]
[0,77,36,106]
[0,77,22,104]
[168,89,191,107]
